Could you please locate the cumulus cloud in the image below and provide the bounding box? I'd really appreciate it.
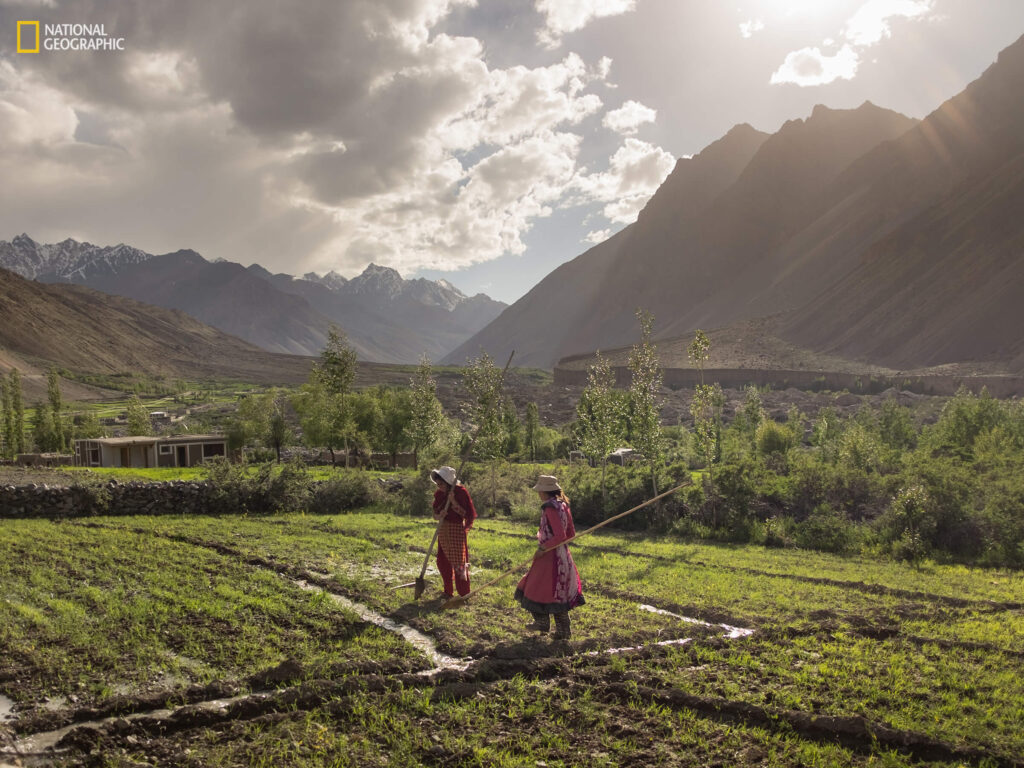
[0,0,680,285]
[0,0,661,279]
[602,99,656,135]
[844,0,933,46]
[771,0,934,87]
[770,44,860,87]
[571,137,675,223]
[535,0,636,49]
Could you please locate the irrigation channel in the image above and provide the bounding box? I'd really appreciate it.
[0,542,757,765]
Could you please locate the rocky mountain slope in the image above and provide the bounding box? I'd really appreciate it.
[0,267,313,386]
[449,34,1024,374]
[0,237,505,363]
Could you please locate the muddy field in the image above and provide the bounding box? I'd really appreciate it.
[1,510,1022,767]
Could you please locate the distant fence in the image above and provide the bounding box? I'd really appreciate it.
[552,366,1024,397]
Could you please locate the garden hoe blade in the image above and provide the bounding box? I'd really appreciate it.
[413,526,441,600]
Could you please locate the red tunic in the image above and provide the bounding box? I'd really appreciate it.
[433,485,476,580]
[515,499,584,613]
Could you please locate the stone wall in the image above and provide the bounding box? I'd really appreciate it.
[0,480,216,519]
[552,366,1024,397]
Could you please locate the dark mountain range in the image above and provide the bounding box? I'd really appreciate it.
[0,266,313,386]
[449,34,1024,374]
[0,237,505,363]
[778,35,1024,371]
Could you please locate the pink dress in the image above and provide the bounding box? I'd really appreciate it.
[514,499,585,614]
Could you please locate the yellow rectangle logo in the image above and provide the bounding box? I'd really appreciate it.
[17,21,40,53]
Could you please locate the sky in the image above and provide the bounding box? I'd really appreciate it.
[1,1,1022,304]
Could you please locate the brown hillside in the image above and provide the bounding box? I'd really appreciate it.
[780,34,1024,371]
[0,267,314,385]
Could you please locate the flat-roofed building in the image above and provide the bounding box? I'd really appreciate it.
[74,435,227,468]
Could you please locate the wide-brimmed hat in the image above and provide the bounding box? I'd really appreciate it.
[430,466,457,486]
[532,475,561,493]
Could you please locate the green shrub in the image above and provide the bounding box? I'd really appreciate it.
[793,505,855,554]
[309,470,382,514]
[755,419,794,456]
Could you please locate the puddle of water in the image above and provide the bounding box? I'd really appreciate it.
[293,580,469,672]
[7,693,260,756]
[0,694,14,722]
[589,637,693,656]
[638,604,754,639]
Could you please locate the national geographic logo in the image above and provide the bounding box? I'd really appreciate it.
[17,21,126,53]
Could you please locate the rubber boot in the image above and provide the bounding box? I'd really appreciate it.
[553,612,571,640]
[526,611,550,633]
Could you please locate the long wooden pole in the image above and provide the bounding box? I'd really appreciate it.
[441,480,691,609]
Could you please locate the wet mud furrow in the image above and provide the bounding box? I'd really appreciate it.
[9,657,421,738]
[587,677,1024,768]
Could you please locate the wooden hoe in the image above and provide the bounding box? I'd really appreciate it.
[440,480,692,610]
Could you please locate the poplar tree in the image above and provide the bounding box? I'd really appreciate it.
[10,369,25,455]
[463,352,508,508]
[314,325,358,466]
[406,356,445,469]
[689,329,723,506]
[125,395,151,436]
[628,310,664,498]
[524,402,540,462]
[1,376,11,459]
[47,368,65,452]
[577,351,625,508]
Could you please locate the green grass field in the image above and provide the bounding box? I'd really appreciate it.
[1,508,1022,767]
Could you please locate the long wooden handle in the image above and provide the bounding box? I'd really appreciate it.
[418,350,515,579]
[445,481,691,605]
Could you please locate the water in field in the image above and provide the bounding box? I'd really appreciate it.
[0,693,14,721]
[638,604,755,639]
[293,579,470,672]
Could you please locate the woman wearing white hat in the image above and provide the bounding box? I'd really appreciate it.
[514,474,585,639]
[430,466,477,598]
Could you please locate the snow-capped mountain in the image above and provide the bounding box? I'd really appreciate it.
[0,233,152,282]
[0,236,506,363]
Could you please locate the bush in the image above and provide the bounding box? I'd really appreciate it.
[309,470,382,514]
[793,505,855,553]
[756,419,794,456]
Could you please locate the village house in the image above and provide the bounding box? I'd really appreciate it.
[74,435,227,469]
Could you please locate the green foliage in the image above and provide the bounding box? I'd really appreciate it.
[308,471,382,514]
[0,375,13,458]
[628,310,664,495]
[201,458,312,515]
[125,395,151,436]
[46,368,65,452]
[926,387,1002,459]
[755,419,795,457]
[375,386,413,460]
[879,398,916,449]
[406,356,445,468]
[576,351,627,508]
[523,402,540,461]
[30,402,57,453]
[462,352,508,461]
[314,325,357,399]
[793,505,856,554]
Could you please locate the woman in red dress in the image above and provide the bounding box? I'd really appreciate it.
[430,466,477,597]
[514,475,584,639]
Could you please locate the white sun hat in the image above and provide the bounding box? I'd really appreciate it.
[531,475,562,492]
[430,466,457,486]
